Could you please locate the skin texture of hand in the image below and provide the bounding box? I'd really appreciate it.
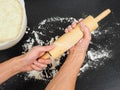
[65,19,91,58]
[0,18,91,90]
[0,45,54,84]
[45,19,91,90]
[21,45,54,72]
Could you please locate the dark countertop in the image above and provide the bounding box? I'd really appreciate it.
[1,0,120,90]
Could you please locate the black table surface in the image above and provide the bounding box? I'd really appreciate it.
[1,0,120,90]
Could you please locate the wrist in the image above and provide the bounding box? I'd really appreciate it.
[11,55,26,73]
[67,51,86,60]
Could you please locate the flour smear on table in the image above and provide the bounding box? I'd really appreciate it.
[21,16,120,80]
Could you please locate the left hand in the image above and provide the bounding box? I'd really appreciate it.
[20,45,54,72]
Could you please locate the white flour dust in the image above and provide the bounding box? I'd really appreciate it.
[21,17,115,80]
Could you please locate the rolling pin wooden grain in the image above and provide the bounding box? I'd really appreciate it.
[41,9,111,60]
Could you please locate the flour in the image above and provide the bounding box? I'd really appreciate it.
[21,17,114,80]
[80,48,111,72]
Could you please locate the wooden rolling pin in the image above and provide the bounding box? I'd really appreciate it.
[41,9,111,60]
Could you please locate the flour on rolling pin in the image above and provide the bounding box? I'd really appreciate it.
[18,16,120,80]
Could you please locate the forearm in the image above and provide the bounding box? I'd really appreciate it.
[45,52,86,90]
[0,55,25,84]
[46,19,91,90]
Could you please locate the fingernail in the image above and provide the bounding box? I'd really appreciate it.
[65,28,68,32]
[72,22,76,27]
[79,18,83,22]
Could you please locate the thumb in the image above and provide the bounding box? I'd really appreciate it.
[38,44,55,57]
[25,45,55,60]
[38,44,55,52]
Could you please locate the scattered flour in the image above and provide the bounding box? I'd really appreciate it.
[21,17,114,80]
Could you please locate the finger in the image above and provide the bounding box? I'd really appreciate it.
[74,20,79,23]
[78,18,83,22]
[65,18,83,33]
[38,59,52,64]
[38,52,45,57]
[65,28,69,33]
[31,64,42,71]
[39,64,47,68]
[80,22,91,41]
[71,22,77,28]
[29,45,54,54]
[33,61,48,68]
[38,45,55,52]
[28,45,55,58]
[68,25,72,31]
[65,23,76,33]
[33,61,42,67]
[69,46,75,53]
[78,38,83,43]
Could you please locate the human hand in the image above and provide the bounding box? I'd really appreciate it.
[65,19,91,57]
[45,20,91,90]
[21,45,54,72]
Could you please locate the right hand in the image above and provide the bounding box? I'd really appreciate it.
[65,19,91,57]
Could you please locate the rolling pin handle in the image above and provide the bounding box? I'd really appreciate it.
[95,9,111,22]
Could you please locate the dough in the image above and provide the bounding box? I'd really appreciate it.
[0,0,23,42]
